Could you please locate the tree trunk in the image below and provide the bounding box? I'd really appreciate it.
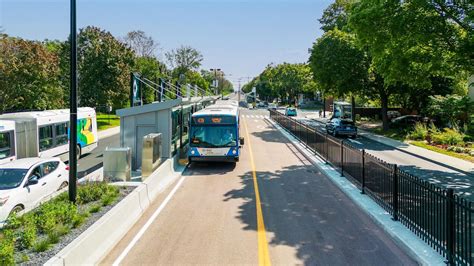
[381,91,389,131]
[351,96,356,121]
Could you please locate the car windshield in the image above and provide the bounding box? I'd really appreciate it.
[0,168,28,190]
[190,126,237,148]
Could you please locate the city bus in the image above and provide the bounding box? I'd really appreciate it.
[188,102,244,162]
[0,120,16,164]
[0,108,98,162]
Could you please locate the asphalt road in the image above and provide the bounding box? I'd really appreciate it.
[101,108,415,265]
[293,110,473,199]
[77,133,120,178]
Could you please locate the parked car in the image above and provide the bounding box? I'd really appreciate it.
[387,110,401,119]
[391,115,423,126]
[326,118,357,138]
[268,103,277,110]
[257,101,268,108]
[285,107,297,116]
[0,158,69,223]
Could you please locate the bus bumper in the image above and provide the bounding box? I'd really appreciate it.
[188,156,239,163]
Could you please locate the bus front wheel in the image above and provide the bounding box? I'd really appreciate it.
[76,145,82,160]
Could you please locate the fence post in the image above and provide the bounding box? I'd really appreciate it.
[340,140,344,177]
[361,149,365,194]
[446,188,455,265]
[392,164,399,221]
[325,134,329,164]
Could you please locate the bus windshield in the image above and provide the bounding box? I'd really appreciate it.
[190,126,237,148]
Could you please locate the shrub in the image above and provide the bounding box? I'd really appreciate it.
[431,128,464,145]
[71,212,87,229]
[47,224,69,244]
[32,238,51,252]
[88,204,102,214]
[17,215,37,250]
[408,122,428,140]
[34,201,77,234]
[77,182,109,204]
[0,232,15,265]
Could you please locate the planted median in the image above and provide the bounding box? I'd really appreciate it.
[0,182,132,265]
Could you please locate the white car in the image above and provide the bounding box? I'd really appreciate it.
[0,158,69,223]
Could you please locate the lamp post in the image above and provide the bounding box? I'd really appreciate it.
[69,0,78,203]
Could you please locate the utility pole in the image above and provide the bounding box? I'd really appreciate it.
[210,68,221,97]
[69,0,78,203]
[237,79,241,104]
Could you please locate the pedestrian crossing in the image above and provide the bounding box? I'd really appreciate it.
[241,114,269,119]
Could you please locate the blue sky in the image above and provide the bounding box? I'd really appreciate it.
[0,0,330,87]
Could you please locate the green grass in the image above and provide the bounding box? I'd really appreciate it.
[410,141,474,163]
[97,113,120,131]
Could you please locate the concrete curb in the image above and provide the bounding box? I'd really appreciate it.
[45,156,185,265]
[266,118,445,266]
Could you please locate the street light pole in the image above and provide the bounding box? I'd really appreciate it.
[69,0,78,203]
[210,68,221,97]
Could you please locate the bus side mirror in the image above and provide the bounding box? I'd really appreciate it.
[240,137,245,145]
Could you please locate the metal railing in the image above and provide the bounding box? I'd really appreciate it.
[269,109,473,265]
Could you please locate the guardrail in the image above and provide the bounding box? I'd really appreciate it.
[269,109,473,265]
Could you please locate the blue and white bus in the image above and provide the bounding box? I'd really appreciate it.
[188,101,244,162]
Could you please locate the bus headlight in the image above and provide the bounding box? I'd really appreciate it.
[232,149,237,155]
[191,150,195,155]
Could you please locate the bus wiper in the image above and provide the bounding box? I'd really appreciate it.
[216,141,236,147]
[197,140,218,148]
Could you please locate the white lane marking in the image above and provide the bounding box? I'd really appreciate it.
[112,175,187,265]
[347,138,362,145]
[254,120,259,122]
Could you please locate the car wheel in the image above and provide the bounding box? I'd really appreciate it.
[59,181,68,190]
[9,205,24,217]
[76,145,82,160]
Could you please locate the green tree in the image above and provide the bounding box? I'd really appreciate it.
[427,94,473,127]
[134,56,166,103]
[0,36,64,112]
[318,0,353,32]
[309,29,367,98]
[69,26,135,109]
[165,45,203,78]
[349,0,472,89]
[245,63,315,104]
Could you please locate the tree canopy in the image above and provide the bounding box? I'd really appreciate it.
[0,36,64,112]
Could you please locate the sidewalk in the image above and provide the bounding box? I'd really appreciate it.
[304,112,474,174]
[98,126,120,139]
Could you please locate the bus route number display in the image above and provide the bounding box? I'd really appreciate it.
[193,116,235,125]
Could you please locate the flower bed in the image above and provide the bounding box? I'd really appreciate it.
[0,183,133,265]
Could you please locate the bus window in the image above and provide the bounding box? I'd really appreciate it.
[0,132,13,159]
[39,125,54,151]
[55,122,68,146]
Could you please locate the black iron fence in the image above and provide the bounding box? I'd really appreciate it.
[269,110,473,265]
